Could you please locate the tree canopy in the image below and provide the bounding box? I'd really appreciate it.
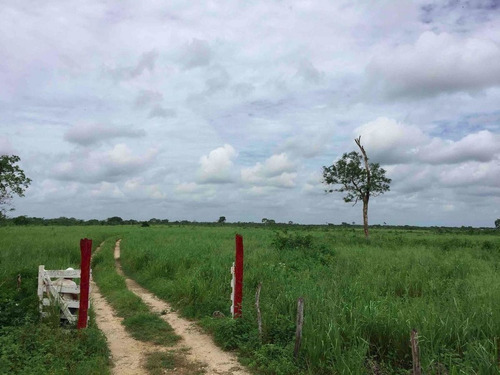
[322,137,391,238]
[322,151,391,204]
[106,216,124,225]
[0,155,32,217]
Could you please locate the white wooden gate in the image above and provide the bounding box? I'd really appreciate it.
[37,265,91,324]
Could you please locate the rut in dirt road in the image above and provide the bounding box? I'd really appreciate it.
[91,245,154,375]
[113,239,251,375]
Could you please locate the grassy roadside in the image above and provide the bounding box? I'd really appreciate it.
[119,226,500,374]
[91,238,180,346]
[0,226,116,375]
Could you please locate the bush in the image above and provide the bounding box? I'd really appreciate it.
[251,344,299,375]
[202,317,259,351]
[0,323,109,375]
[272,231,313,251]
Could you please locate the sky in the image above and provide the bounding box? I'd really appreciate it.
[1,0,499,227]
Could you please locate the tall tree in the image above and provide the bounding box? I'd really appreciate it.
[0,155,32,218]
[322,137,391,238]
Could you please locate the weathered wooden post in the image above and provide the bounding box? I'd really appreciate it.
[411,329,422,375]
[232,234,244,318]
[77,238,92,329]
[255,282,263,339]
[294,297,305,359]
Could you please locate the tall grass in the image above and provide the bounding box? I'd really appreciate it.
[2,225,498,374]
[120,226,500,374]
[0,226,122,374]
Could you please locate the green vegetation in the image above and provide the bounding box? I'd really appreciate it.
[0,226,120,375]
[0,320,109,375]
[322,136,391,238]
[1,215,170,226]
[120,225,500,374]
[91,238,179,346]
[1,224,499,374]
[0,155,32,218]
[145,351,206,375]
[145,351,177,374]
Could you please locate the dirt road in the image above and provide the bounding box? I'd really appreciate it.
[91,240,250,375]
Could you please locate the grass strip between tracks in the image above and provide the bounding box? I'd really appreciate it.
[92,238,180,347]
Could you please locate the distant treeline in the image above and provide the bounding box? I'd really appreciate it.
[0,216,168,226]
[0,215,498,234]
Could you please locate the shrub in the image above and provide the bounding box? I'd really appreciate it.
[272,231,313,251]
[251,344,299,375]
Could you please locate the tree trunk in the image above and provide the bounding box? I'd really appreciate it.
[363,196,369,239]
[355,136,371,239]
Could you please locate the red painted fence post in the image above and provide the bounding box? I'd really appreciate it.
[234,234,244,318]
[78,238,92,329]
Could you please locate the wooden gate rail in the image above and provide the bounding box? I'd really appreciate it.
[37,265,91,324]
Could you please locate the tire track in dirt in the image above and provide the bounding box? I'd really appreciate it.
[91,243,154,375]
[113,240,250,375]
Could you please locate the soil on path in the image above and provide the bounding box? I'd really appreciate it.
[91,246,153,375]
[113,239,250,375]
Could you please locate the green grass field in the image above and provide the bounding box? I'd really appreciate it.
[1,224,499,374]
[119,226,500,374]
[0,226,122,375]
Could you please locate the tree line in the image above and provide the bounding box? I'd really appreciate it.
[1,216,170,226]
[3,146,500,233]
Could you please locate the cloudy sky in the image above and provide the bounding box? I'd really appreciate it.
[1,1,499,226]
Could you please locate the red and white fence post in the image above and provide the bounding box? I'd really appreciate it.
[231,234,244,318]
[77,238,92,329]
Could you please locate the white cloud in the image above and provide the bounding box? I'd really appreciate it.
[367,31,500,97]
[198,144,237,183]
[135,90,163,108]
[121,177,165,200]
[296,60,324,84]
[269,172,297,188]
[3,1,500,226]
[302,171,324,195]
[232,83,255,98]
[0,136,15,155]
[175,182,198,194]
[124,177,144,191]
[64,123,146,146]
[246,186,268,196]
[280,133,329,158]
[52,144,157,183]
[174,182,217,202]
[420,130,500,164]
[29,179,81,202]
[148,106,176,119]
[90,182,125,199]
[355,117,427,164]
[241,153,297,188]
[107,50,159,81]
[356,118,500,165]
[109,144,145,164]
[146,185,165,199]
[438,159,500,187]
[263,153,295,177]
[179,39,212,69]
[205,65,231,93]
